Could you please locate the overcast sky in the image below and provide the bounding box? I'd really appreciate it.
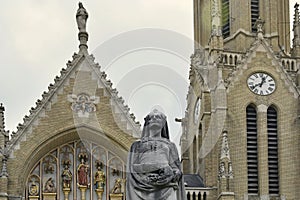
[0,0,299,144]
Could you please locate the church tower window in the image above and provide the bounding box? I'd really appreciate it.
[251,0,260,32]
[222,0,230,38]
[267,106,279,195]
[246,105,259,194]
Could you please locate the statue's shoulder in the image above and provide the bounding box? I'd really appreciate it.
[168,141,177,149]
[129,140,142,151]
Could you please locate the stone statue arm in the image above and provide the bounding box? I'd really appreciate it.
[169,142,183,182]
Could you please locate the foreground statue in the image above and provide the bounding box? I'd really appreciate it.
[126,109,186,200]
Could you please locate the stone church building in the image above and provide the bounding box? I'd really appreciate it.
[181,0,300,200]
[0,0,299,200]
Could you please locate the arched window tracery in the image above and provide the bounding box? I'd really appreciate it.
[26,140,125,200]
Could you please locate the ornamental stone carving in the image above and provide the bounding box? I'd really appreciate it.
[44,177,56,193]
[191,48,207,68]
[68,94,99,117]
[29,180,39,196]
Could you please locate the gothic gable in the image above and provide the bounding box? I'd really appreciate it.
[2,4,142,197]
[226,36,300,99]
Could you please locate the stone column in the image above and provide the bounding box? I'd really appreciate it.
[257,104,269,199]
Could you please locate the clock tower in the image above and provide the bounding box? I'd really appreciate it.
[181,1,300,199]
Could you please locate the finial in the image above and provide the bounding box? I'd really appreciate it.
[0,103,5,130]
[292,3,300,57]
[294,3,300,25]
[220,129,230,160]
[255,17,264,39]
[218,129,233,183]
[222,129,228,137]
[76,2,89,53]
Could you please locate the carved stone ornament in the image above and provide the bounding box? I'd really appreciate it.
[211,0,222,35]
[43,156,56,174]
[219,162,226,178]
[228,162,233,178]
[191,48,206,68]
[220,131,230,160]
[44,177,56,193]
[29,181,39,196]
[111,178,122,194]
[68,94,99,117]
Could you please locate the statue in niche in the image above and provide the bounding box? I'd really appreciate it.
[77,153,90,187]
[44,177,56,193]
[76,2,88,32]
[111,178,122,194]
[62,161,72,190]
[94,162,106,189]
[126,109,186,200]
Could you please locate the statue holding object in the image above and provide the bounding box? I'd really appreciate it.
[126,109,186,200]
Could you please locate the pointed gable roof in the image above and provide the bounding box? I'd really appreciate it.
[226,32,300,98]
[6,3,141,156]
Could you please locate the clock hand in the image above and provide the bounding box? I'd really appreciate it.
[259,76,266,87]
[250,83,260,90]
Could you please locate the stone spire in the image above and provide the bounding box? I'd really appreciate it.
[76,2,89,54]
[218,130,234,200]
[211,0,222,36]
[220,130,231,162]
[292,3,300,57]
[209,0,224,60]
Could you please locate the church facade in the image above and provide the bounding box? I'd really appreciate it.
[181,0,300,200]
[0,4,142,200]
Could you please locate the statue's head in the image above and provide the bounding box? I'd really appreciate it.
[142,109,169,139]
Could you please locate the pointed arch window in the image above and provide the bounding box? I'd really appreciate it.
[222,0,230,38]
[267,106,279,194]
[251,0,260,32]
[246,105,259,194]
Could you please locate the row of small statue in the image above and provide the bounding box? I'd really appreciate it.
[29,165,122,196]
[61,159,107,190]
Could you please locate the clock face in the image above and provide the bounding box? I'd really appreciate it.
[247,72,276,95]
[194,98,201,124]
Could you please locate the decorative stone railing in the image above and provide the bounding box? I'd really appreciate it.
[185,187,212,200]
[281,57,298,72]
[222,52,243,67]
